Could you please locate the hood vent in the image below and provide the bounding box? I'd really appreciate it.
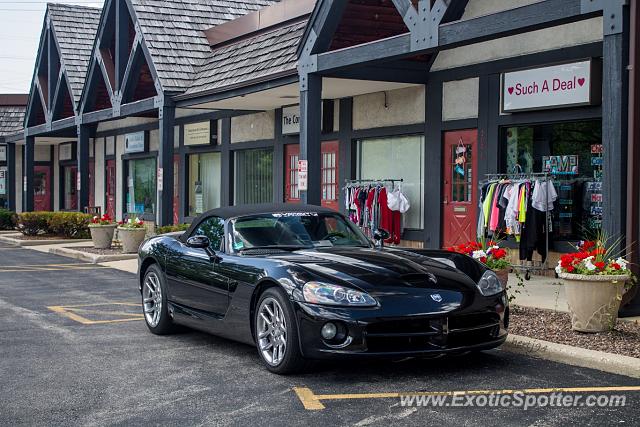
[400,273,437,287]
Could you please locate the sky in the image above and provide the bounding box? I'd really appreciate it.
[0,0,104,94]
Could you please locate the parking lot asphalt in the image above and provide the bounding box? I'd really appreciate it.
[0,243,638,426]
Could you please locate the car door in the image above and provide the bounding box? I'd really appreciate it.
[165,216,229,316]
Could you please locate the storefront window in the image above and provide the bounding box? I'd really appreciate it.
[189,152,221,216]
[126,158,156,216]
[0,166,7,209]
[63,165,78,211]
[235,149,273,205]
[357,135,425,229]
[503,120,602,240]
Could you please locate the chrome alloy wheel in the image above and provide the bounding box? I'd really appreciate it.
[142,272,162,327]
[257,297,288,366]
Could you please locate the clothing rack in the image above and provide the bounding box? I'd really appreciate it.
[481,172,552,280]
[343,178,403,189]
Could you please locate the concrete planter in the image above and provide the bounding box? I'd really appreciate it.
[117,227,147,254]
[558,272,629,332]
[88,224,117,249]
[494,268,509,290]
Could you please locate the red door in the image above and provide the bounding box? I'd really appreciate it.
[173,155,180,225]
[34,166,51,211]
[284,141,339,210]
[442,130,478,248]
[106,160,116,219]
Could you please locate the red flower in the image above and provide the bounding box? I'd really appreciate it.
[594,261,605,270]
[480,256,487,263]
[566,265,575,273]
[612,263,621,270]
[492,248,507,259]
[582,241,596,251]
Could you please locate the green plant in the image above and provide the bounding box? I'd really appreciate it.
[156,223,190,235]
[445,239,510,270]
[555,233,631,277]
[48,212,93,239]
[17,212,52,236]
[0,209,17,230]
[90,213,116,226]
[118,217,145,229]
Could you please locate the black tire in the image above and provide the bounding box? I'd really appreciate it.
[255,287,309,374]
[141,264,176,335]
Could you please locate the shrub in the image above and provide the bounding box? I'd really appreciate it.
[156,223,190,235]
[48,212,93,239]
[17,212,51,236]
[0,209,17,230]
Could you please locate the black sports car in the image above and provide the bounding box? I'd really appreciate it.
[138,204,508,373]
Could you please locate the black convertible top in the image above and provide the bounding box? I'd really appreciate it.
[183,203,339,239]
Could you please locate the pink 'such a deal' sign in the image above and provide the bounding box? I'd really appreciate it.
[502,60,594,112]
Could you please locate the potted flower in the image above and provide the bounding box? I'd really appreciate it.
[88,214,117,249]
[446,241,510,289]
[555,239,633,332]
[117,217,147,253]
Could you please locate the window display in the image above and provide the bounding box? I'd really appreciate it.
[189,152,221,216]
[126,158,156,216]
[503,120,602,240]
[235,149,273,205]
[357,135,424,229]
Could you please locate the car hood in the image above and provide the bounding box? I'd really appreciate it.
[278,247,479,293]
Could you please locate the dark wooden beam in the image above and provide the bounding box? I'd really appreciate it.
[24,136,35,212]
[391,0,419,30]
[299,73,322,205]
[77,125,91,211]
[115,0,129,92]
[157,105,175,226]
[220,117,232,207]
[83,108,114,124]
[119,96,156,117]
[120,40,144,104]
[7,143,16,211]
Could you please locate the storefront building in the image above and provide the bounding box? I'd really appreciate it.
[2,0,636,286]
[0,95,27,210]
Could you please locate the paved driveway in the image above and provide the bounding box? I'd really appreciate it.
[0,244,638,426]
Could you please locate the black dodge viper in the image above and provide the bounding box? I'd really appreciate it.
[138,204,508,373]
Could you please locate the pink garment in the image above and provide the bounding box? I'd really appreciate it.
[489,185,501,232]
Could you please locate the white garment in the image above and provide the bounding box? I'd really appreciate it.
[387,188,410,213]
[504,183,520,233]
[531,180,557,212]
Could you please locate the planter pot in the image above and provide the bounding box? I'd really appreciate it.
[88,224,117,249]
[118,227,147,254]
[494,268,509,290]
[558,272,629,332]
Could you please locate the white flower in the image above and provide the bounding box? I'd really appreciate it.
[583,258,597,271]
[472,250,487,260]
[615,257,629,270]
[555,265,563,274]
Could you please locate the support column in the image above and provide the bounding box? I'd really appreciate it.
[338,97,353,212]
[7,143,16,211]
[24,136,35,212]
[177,125,186,223]
[220,117,233,207]
[424,80,442,249]
[77,125,90,211]
[273,108,284,204]
[299,73,322,205]
[158,104,175,226]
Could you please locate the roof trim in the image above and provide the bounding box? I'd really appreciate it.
[0,95,28,107]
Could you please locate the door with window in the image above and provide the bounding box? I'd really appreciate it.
[63,165,78,211]
[442,130,478,248]
[284,141,339,210]
[34,166,51,211]
[106,160,116,219]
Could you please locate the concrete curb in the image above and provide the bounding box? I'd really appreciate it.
[48,246,137,264]
[0,235,92,246]
[502,334,640,379]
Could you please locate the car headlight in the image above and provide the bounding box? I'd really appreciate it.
[302,282,377,307]
[476,270,503,296]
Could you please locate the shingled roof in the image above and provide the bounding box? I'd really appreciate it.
[0,106,26,137]
[185,18,305,96]
[130,0,279,93]
[48,3,101,106]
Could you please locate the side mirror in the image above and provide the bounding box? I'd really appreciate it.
[186,235,210,249]
[373,229,390,242]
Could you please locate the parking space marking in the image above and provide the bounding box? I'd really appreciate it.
[48,303,143,325]
[293,385,640,411]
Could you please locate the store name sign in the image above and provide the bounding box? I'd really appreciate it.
[125,131,146,153]
[0,167,6,195]
[184,121,211,146]
[282,105,300,135]
[59,143,73,160]
[502,60,596,112]
[0,145,6,162]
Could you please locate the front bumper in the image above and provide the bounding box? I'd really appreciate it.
[293,294,509,359]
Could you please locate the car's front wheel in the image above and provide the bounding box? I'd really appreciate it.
[255,287,307,374]
[141,264,175,335]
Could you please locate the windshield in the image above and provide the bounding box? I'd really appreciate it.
[230,212,371,252]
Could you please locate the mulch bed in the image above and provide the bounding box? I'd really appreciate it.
[13,234,83,241]
[67,246,124,256]
[510,305,640,359]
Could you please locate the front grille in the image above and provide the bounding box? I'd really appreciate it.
[364,313,501,353]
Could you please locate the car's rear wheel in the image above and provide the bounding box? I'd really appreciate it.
[142,264,175,335]
[255,287,307,374]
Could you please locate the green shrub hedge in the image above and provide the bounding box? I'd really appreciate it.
[156,223,190,235]
[17,211,93,238]
[0,209,17,230]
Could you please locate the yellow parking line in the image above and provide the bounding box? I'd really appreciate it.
[48,303,143,325]
[293,385,640,411]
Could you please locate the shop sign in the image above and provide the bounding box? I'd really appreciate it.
[0,167,6,195]
[184,121,211,146]
[125,131,146,153]
[157,167,163,191]
[502,60,597,112]
[298,159,308,191]
[543,155,578,175]
[282,105,300,135]
[76,171,81,191]
[59,143,73,160]
[0,145,6,162]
